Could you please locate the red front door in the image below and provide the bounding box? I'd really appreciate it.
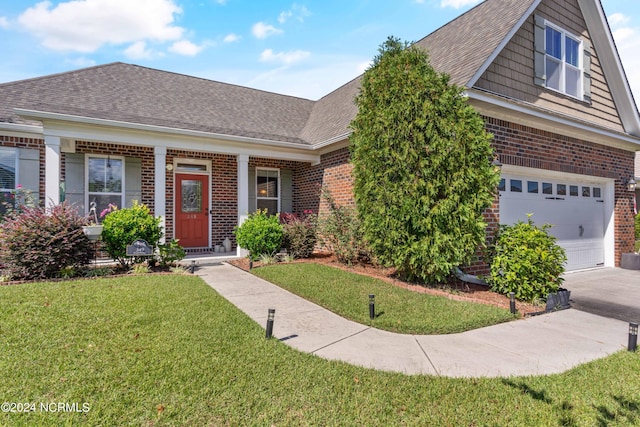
[175,173,209,247]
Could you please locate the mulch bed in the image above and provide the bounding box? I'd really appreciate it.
[227,253,545,316]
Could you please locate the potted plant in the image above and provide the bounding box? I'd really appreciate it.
[82,201,104,241]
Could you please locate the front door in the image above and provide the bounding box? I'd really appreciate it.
[175,173,209,248]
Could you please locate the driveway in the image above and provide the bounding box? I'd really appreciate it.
[562,268,640,323]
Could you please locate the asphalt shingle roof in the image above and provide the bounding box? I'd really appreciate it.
[0,0,536,146]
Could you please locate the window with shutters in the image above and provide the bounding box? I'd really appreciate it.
[545,23,583,99]
[0,148,17,214]
[256,168,280,215]
[534,15,590,103]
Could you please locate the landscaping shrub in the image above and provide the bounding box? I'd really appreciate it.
[317,188,371,264]
[280,211,317,259]
[487,216,567,303]
[234,209,283,260]
[101,201,163,268]
[157,239,186,267]
[0,202,93,280]
[635,212,640,241]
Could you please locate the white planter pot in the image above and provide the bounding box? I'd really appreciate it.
[82,225,103,241]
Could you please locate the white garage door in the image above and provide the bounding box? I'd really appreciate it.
[499,175,605,271]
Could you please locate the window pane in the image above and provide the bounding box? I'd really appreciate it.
[510,179,522,192]
[593,187,602,198]
[546,58,561,91]
[181,180,202,213]
[546,27,562,58]
[498,178,505,192]
[565,67,580,98]
[557,184,567,196]
[542,182,553,194]
[88,194,121,221]
[0,149,16,190]
[528,181,539,194]
[257,170,278,198]
[257,199,278,215]
[570,185,578,196]
[88,157,122,193]
[565,37,580,67]
[582,186,590,197]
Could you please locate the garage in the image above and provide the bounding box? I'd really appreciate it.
[499,172,610,271]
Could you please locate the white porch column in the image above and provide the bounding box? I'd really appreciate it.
[154,146,167,244]
[44,135,61,207]
[237,154,249,257]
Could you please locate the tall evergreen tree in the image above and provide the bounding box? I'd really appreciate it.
[350,36,500,282]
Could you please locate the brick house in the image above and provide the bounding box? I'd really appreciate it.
[0,0,638,272]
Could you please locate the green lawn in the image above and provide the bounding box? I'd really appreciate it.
[252,262,515,334]
[1,275,639,426]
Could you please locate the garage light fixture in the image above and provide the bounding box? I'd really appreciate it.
[622,177,637,192]
[491,158,503,171]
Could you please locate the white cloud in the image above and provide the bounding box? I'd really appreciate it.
[278,4,310,24]
[18,0,184,53]
[64,57,97,68]
[259,48,310,66]
[223,33,240,43]
[609,13,640,107]
[169,39,204,56]
[124,41,155,59]
[0,16,8,29]
[440,0,481,9]
[251,22,282,39]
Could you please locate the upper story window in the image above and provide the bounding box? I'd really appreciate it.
[534,15,590,103]
[545,23,583,99]
[87,155,124,220]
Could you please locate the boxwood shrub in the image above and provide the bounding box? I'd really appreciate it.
[487,217,567,303]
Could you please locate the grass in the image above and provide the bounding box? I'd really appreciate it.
[1,275,640,426]
[251,263,515,334]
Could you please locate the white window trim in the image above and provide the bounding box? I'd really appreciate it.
[85,154,125,215]
[173,158,211,174]
[0,147,18,192]
[544,20,584,100]
[256,167,280,213]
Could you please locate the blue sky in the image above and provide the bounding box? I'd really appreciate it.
[1,0,639,102]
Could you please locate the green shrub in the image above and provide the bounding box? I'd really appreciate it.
[487,216,567,303]
[0,202,93,280]
[101,201,163,268]
[234,209,283,260]
[317,188,371,264]
[280,211,317,259]
[635,212,640,241]
[157,239,186,267]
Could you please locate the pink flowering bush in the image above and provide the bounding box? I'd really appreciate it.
[280,210,317,259]
[0,202,93,280]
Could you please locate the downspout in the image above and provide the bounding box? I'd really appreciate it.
[453,267,488,286]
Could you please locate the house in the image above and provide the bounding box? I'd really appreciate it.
[0,0,638,272]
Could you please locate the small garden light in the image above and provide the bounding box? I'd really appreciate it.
[369,294,375,320]
[190,260,196,274]
[509,292,516,315]
[628,322,638,352]
[265,308,275,339]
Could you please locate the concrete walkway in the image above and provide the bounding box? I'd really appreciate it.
[196,262,630,378]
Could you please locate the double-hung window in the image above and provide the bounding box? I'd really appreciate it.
[0,148,16,213]
[256,168,279,214]
[87,155,124,220]
[545,23,583,99]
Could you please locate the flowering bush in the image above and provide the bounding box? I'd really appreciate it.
[0,185,37,221]
[280,210,317,259]
[0,202,93,280]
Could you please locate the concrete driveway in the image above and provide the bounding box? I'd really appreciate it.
[562,268,640,323]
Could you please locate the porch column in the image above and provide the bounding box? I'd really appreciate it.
[154,146,167,244]
[237,154,249,257]
[44,135,61,207]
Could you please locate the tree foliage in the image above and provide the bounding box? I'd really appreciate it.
[350,36,500,282]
